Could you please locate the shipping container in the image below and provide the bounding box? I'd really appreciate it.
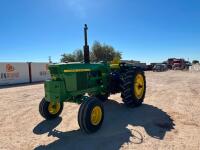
[31,63,51,82]
[0,63,29,85]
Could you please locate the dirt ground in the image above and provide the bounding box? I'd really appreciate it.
[0,71,200,150]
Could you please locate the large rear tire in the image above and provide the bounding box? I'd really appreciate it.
[39,98,63,120]
[121,68,146,107]
[78,97,104,133]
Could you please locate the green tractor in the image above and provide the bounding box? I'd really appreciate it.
[39,24,146,133]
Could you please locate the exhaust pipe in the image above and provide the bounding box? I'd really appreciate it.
[83,24,90,63]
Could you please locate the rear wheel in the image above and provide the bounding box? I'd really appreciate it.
[39,98,63,120]
[78,97,104,133]
[121,68,146,107]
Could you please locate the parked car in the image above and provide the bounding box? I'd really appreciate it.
[153,64,168,72]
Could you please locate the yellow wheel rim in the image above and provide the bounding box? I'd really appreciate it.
[134,74,145,99]
[90,106,102,126]
[48,101,61,115]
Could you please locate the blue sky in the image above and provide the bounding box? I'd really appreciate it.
[0,0,200,64]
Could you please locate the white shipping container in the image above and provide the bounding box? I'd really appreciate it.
[31,63,51,82]
[0,63,30,85]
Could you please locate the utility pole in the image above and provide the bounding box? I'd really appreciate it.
[49,56,52,63]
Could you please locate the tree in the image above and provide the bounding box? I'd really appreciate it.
[73,49,83,62]
[60,53,75,62]
[60,49,83,62]
[60,41,122,62]
[91,41,121,62]
[192,60,199,64]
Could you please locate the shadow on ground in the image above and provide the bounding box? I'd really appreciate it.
[33,117,62,135]
[34,99,175,150]
[0,82,43,89]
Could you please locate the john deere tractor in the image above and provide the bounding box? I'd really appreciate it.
[39,24,146,133]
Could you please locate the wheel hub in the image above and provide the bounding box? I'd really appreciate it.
[90,106,102,125]
[134,74,145,99]
[48,102,61,115]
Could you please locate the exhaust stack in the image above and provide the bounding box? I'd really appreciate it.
[83,24,90,63]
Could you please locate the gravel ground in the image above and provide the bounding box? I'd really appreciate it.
[0,71,200,150]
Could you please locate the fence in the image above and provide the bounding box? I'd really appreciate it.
[0,62,51,86]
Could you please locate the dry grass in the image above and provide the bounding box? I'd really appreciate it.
[0,71,200,150]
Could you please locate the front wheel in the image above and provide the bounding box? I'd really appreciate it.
[39,98,63,120]
[78,97,104,133]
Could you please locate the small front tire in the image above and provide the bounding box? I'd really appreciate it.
[39,98,63,120]
[78,97,104,133]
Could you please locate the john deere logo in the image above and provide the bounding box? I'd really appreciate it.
[6,64,15,72]
[0,64,19,80]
